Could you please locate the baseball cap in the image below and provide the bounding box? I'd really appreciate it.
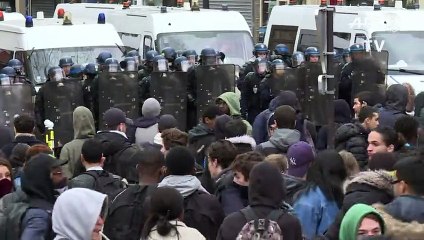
[28,153,67,168]
[392,156,424,185]
[103,108,133,127]
[287,141,314,178]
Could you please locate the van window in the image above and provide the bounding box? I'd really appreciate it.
[268,25,298,53]
[355,33,367,44]
[298,30,351,52]
[120,32,142,50]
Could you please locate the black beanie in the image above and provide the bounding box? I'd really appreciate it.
[165,146,195,175]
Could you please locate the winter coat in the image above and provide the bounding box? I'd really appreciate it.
[127,116,159,146]
[215,171,249,216]
[146,220,206,240]
[217,162,302,240]
[325,170,394,240]
[379,84,408,128]
[335,122,369,169]
[1,135,43,159]
[94,131,140,183]
[374,200,424,239]
[284,174,306,205]
[188,123,216,166]
[293,186,340,240]
[60,106,96,178]
[256,128,300,156]
[216,92,252,135]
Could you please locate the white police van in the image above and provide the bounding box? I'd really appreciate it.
[0,12,124,86]
[54,2,254,67]
[265,3,424,94]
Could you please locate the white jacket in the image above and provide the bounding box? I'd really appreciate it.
[147,220,205,240]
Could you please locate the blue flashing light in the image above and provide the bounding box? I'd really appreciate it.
[25,16,33,28]
[98,13,106,24]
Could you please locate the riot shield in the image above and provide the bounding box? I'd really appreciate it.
[150,72,188,131]
[351,51,387,103]
[195,64,236,120]
[42,79,84,147]
[269,68,301,100]
[299,62,328,126]
[0,84,34,128]
[98,71,139,129]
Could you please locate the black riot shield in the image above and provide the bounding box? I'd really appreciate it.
[299,62,328,126]
[42,79,84,147]
[351,51,388,103]
[269,68,301,100]
[150,72,188,131]
[98,71,139,129]
[0,84,34,128]
[195,64,236,120]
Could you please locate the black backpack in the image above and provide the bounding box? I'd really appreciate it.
[82,170,126,200]
[103,184,157,240]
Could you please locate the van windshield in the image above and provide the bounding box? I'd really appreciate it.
[372,31,424,68]
[27,46,123,84]
[157,31,254,67]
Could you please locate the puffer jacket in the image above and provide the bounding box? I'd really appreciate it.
[335,123,369,169]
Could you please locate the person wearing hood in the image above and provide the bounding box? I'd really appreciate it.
[188,106,220,166]
[339,203,385,240]
[317,99,352,151]
[256,105,300,156]
[1,114,43,159]
[157,146,224,239]
[325,170,394,240]
[60,106,96,178]
[224,119,257,155]
[293,150,347,239]
[216,92,252,135]
[217,161,303,240]
[127,98,161,146]
[378,84,408,128]
[20,153,67,240]
[373,156,424,239]
[252,90,317,146]
[52,188,108,240]
[94,108,141,183]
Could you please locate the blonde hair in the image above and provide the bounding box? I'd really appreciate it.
[339,150,360,177]
[264,154,288,173]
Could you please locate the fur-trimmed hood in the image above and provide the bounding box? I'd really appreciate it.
[345,170,394,194]
[374,203,424,239]
[226,135,257,149]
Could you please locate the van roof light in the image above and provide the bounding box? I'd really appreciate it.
[160,6,167,13]
[98,13,106,24]
[63,12,72,25]
[222,4,228,10]
[0,11,3,21]
[25,16,33,27]
[57,8,65,19]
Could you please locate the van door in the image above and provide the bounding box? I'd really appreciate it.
[141,33,153,59]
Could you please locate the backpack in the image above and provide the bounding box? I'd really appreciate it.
[103,184,157,240]
[236,206,284,240]
[82,170,126,200]
[0,201,29,240]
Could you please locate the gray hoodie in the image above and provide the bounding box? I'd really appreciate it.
[53,188,107,240]
[256,128,301,156]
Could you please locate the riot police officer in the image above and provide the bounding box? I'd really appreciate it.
[82,63,97,115]
[239,43,269,90]
[139,50,159,81]
[272,44,292,67]
[8,59,25,79]
[121,57,138,72]
[59,57,74,77]
[291,51,306,68]
[126,50,140,64]
[174,56,190,72]
[104,58,120,72]
[69,64,85,79]
[241,58,269,123]
[162,47,177,71]
[305,47,320,63]
[140,55,168,109]
[342,48,352,64]
[96,51,113,71]
[182,49,198,66]
[259,59,289,110]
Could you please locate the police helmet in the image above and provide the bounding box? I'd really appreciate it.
[153,55,169,72]
[97,52,113,65]
[254,57,268,75]
[200,48,218,58]
[105,58,119,72]
[126,50,139,58]
[183,49,198,58]
[0,74,10,85]
[304,47,320,57]
[253,43,269,56]
[200,48,218,65]
[145,50,159,62]
[122,56,138,71]
[69,64,85,78]
[274,44,290,56]
[291,51,306,68]
[8,59,23,70]
[84,63,98,75]
[1,66,16,77]
[161,47,177,62]
[48,66,64,82]
[349,44,365,53]
[59,57,74,67]
[343,48,351,56]
[174,56,190,72]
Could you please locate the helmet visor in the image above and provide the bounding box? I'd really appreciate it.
[0,76,11,85]
[187,55,196,65]
[203,56,217,66]
[257,62,267,74]
[126,60,137,72]
[180,60,190,72]
[51,69,64,82]
[157,59,168,72]
[108,63,119,73]
[292,54,305,67]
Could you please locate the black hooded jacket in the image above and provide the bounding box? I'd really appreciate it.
[217,162,302,240]
[94,131,140,183]
[379,84,408,128]
[335,122,369,169]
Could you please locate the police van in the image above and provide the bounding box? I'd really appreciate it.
[264,4,424,93]
[54,3,254,67]
[0,10,25,21]
[0,12,124,86]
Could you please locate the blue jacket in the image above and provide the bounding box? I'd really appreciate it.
[378,84,408,128]
[21,208,53,240]
[293,186,340,240]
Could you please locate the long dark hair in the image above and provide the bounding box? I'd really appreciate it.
[141,187,184,239]
[304,150,347,207]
